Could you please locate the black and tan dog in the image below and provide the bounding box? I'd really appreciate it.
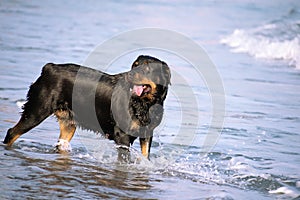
[3,55,171,159]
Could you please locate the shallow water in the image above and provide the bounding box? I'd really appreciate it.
[1,1,300,199]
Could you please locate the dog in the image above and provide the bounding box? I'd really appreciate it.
[3,55,171,159]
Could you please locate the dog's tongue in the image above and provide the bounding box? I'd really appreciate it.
[132,85,144,96]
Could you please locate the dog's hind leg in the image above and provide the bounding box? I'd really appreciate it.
[3,110,51,147]
[54,110,76,152]
[4,66,56,146]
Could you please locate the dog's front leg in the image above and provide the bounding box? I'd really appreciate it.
[114,126,132,163]
[139,136,153,159]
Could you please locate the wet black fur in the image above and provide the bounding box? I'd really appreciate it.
[3,55,171,153]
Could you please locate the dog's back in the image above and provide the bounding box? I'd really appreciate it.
[4,63,118,146]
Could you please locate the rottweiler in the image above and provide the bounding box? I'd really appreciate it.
[3,55,171,159]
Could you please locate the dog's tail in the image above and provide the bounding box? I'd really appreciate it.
[22,63,56,115]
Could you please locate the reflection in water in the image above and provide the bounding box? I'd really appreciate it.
[1,142,155,199]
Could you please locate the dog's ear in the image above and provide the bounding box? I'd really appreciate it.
[162,63,171,86]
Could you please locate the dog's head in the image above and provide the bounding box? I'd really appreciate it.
[128,55,171,102]
[129,55,171,158]
[112,55,171,159]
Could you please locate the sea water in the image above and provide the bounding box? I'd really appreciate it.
[0,1,300,199]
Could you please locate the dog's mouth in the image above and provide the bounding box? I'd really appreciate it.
[131,84,152,97]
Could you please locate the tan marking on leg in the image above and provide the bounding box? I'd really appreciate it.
[54,110,76,152]
[5,122,24,146]
[54,120,76,152]
[139,138,149,158]
[5,133,21,147]
[58,120,76,142]
[54,110,76,142]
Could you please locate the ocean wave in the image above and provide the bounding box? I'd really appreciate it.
[269,186,300,199]
[220,20,300,69]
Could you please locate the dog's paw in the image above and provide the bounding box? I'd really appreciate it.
[54,139,72,152]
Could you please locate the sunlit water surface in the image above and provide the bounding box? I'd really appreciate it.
[0,1,300,199]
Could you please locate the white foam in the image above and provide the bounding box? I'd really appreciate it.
[220,28,300,69]
[54,139,72,152]
[16,100,26,109]
[269,186,300,199]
